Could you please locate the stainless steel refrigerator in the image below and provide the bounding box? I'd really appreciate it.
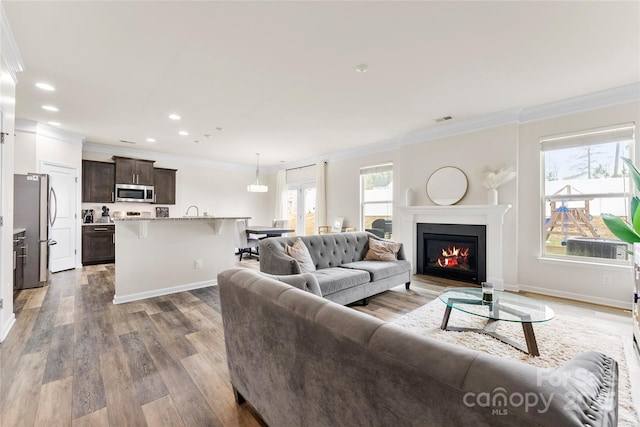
[14,173,57,289]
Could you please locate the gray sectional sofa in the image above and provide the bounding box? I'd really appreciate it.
[258,231,411,305]
[219,268,619,427]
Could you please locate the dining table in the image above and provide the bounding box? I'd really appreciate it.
[245,226,295,238]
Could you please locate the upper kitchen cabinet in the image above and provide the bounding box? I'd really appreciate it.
[82,160,115,203]
[153,168,177,205]
[113,156,155,186]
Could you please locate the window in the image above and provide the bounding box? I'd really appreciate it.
[360,163,393,238]
[541,123,635,262]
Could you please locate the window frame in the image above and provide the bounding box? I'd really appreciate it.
[539,123,635,265]
[360,163,393,233]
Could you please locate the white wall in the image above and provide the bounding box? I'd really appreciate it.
[0,58,18,341]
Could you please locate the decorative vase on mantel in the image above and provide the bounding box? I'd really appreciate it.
[487,188,498,205]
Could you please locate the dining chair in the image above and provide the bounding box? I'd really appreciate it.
[272,219,289,228]
[235,219,259,261]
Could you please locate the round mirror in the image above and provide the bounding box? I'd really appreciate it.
[426,167,468,205]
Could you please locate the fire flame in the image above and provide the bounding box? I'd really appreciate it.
[437,246,470,268]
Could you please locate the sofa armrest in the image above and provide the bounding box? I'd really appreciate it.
[461,351,619,426]
[259,239,302,275]
[266,273,323,297]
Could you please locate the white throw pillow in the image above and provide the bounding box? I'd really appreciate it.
[285,238,316,273]
[364,238,401,261]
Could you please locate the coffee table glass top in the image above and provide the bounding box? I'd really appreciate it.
[438,288,554,323]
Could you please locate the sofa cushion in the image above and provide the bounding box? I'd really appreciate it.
[285,238,316,273]
[364,238,401,261]
[340,260,411,281]
[312,267,370,296]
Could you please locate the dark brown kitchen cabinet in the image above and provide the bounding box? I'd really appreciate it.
[82,160,115,203]
[82,225,115,265]
[113,156,155,186]
[13,231,25,292]
[153,168,177,204]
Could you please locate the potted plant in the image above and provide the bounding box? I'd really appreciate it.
[602,157,640,245]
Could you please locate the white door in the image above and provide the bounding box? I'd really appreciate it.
[42,162,77,272]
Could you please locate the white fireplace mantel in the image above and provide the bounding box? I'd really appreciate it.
[397,204,512,289]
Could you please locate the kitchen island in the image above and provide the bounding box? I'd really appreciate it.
[112,216,249,304]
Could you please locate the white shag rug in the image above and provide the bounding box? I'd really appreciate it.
[392,299,640,426]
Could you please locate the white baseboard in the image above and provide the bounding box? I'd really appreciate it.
[113,279,217,304]
[1,314,16,342]
[516,283,631,310]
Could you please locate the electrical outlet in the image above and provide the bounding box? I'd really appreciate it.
[602,274,613,285]
[194,259,203,269]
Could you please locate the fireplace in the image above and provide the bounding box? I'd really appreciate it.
[417,223,486,284]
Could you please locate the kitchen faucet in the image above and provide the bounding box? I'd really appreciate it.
[185,205,199,217]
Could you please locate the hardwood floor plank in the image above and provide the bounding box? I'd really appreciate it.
[71,407,109,427]
[118,330,169,406]
[0,307,40,396]
[43,323,75,384]
[72,335,107,419]
[35,376,73,427]
[100,346,148,426]
[1,352,47,427]
[142,394,186,427]
[55,295,76,327]
[23,287,48,310]
[181,352,261,427]
[23,301,59,354]
[136,322,224,427]
[189,287,222,313]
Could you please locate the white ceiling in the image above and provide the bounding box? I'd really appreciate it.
[4,1,639,168]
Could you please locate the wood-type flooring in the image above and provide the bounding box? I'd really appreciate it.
[1,262,638,426]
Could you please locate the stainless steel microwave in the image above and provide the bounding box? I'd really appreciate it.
[115,184,155,203]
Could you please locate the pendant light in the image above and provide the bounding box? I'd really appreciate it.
[247,153,268,192]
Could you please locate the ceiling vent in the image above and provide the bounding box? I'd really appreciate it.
[435,115,454,123]
[119,139,136,144]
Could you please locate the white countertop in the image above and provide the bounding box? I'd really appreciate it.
[113,216,250,221]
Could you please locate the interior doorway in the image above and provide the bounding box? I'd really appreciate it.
[41,162,77,273]
[287,183,316,236]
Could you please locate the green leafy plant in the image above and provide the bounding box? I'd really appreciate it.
[601,157,640,245]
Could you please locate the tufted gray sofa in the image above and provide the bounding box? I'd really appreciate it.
[258,231,411,305]
[219,268,619,427]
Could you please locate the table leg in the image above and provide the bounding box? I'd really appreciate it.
[440,305,453,330]
[522,322,539,357]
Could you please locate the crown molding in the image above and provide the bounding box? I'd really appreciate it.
[82,141,254,173]
[519,83,640,123]
[272,83,640,171]
[15,118,84,145]
[1,4,24,82]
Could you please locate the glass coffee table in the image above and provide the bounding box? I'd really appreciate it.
[438,288,555,356]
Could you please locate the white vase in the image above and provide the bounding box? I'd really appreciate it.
[487,188,498,205]
[405,187,414,206]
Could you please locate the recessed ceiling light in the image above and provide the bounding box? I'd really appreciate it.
[119,139,136,144]
[36,82,55,91]
[169,114,181,120]
[146,138,156,143]
[48,121,61,126]
[355,64,368,73]
[216,127,224,132]
[194,140,199,144]
[42,105,59,112]
[435,115,454,122]
[179,131,189,136]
